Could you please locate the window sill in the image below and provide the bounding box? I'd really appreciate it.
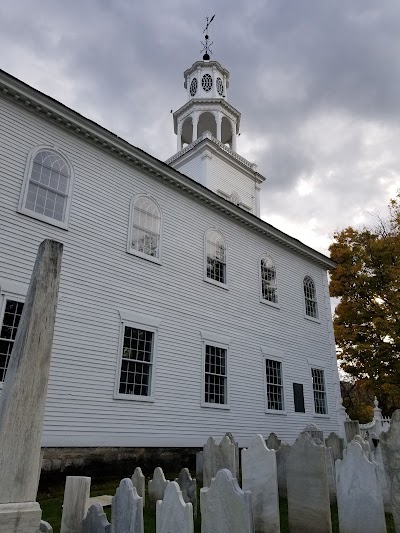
[260,299,280,310]
[114,393,155,403]
[18,207,69,230]
[304,314,320,324]
[204,277,229,290]
[313,413,330,419]
[127,249,162,265]
[201,402,230,410]
[265,409,287,415]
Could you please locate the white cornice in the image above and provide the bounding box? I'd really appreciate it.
[183,61,230,85]
[0,69,335,269]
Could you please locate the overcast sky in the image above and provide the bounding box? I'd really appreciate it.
[1,0,399,256]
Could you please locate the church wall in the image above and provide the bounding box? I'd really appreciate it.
[0,95,340,448]
[172,156,204,186]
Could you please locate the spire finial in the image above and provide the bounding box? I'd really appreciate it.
[201,15,215,60]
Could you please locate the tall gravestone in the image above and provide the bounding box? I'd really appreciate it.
[111,478,143,533]
[304,423,324,442]
[60,476,91,533]
[325,432,344,462]
[266,432,281,451]
[203,436,237,487]
[175,468,197,517]
[344,420,360,444]
[336,441,387,533]
[287,432,332,533]
[200,469,254,533]
[0,239,63,532]
[131,467,146,507]
[196,451,204,483]
[242,434,280,533]
[156,481,194,533]
[380,409,400,532]
[373,443,392,513]
[276,443,290,498]
[148,467,169,503]
[224,432,240,474]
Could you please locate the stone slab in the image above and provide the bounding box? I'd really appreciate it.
[87,496,112,509]
[0,502,42,533]
[344,420,360,444]
[336,441,386,533]
[242,434,280,533]
[287,432,332,533]
[325,432,344,462]
[61,476,91,533]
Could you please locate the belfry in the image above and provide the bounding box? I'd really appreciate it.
[166,18,265,216]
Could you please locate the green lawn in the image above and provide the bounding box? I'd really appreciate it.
[38,476,395,533]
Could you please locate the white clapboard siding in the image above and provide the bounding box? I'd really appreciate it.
[0,93,341,447]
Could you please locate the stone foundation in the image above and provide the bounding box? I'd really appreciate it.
[39,447,200,487]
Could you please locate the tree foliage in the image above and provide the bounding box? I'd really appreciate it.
[329,195,400,414]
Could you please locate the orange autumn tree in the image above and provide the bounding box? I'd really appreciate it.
[329,195,400,416]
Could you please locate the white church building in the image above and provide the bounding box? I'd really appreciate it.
[0,48,340,457]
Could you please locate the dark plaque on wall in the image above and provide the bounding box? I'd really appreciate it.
[293,383,305,413]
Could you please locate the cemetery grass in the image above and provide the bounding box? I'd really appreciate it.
[37,478,396,533]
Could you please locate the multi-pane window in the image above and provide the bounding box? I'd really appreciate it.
[206,230,226,284]
[0,300,24,381]
[311,368,327,415]
[265,358,284,410]
[204,344,227,405]
[131,197,161,259]
[304,276,318,318]
[119,327,153,396]
[261,256,277,303]
[24,150,71,222]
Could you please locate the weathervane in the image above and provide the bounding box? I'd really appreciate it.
[201,15,215,60]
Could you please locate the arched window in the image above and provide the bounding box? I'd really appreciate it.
[304,276,318,318]
[230,192,241,206]
[130,196,161,259]
[261,256,277,303]
[20,149,73,227]
[206,230,226,285]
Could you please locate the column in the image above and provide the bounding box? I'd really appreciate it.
[186,75,190,100]
[177,121,183,152]
[197,67,202,97]
[216,111,222,142]
[192,112,199,142]
[231,120,237,151]
[255,185,261,217]
[223,75,228,99]
[200,150,212,187]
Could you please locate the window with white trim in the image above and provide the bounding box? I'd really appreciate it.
[19,149,73,227]
[304,276,318,318]
[129,196,161,259]
[0,299,24,381]
[204,344,228,405]
[261,256,278,303]
[311,368,327,414]
[206,230,226,284]
[118,326,154,397]
[265,358,284,410]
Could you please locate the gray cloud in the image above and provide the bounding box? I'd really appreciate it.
[1,0,399,254]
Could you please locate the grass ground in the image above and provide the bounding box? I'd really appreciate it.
[38,475,395,533]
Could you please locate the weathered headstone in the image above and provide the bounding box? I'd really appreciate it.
[276,442,290,498]
[344,420,360,444]
[148,467,169,503]
[61,476,91,533]
[242,434,280,533]
[353,434,371,458]
[325,432,344,462]
[380,409,400,532]
[287,432,332,533]
[336,441,386,533]
[156,481,194,533]
[0,240,63,532]
[372,442,392,513]
[200,469,254,533]
[304,423,324,442]
[266,432,281,451]
[203,436,237,487]
[82,503,111,533]
[224,432,240,474]
[131,467,146,507]
[175,468,197,518]
[111,478,143,533]
[196,451,204,483]
[324,447,337,504]
[40,521,54,533]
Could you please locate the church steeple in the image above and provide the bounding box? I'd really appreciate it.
[173,18,241,153]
